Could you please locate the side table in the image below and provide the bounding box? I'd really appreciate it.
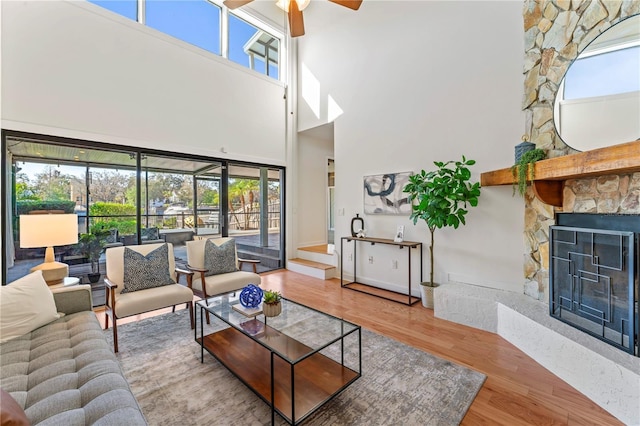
[49,276,80,289]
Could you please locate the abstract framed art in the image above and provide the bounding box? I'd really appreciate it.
[363,171,412,215]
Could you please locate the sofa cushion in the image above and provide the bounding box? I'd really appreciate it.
[0,271,59,344]
[0,388,29,426]
[122,244,175,293]
[192,270,260,297]
[204,239,238,277]
[0,312,146,425]
[113,284,193,318]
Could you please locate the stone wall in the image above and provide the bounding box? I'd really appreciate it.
[564,173,640,213]
[521,0,640,301]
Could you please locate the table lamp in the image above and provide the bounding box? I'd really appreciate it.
[19,214,78,285]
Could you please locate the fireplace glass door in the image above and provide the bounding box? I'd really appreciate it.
[550,226,637,356]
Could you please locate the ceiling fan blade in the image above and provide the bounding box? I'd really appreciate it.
[223,0,254,10]
[288,1,305,37]
[328,0,363,10]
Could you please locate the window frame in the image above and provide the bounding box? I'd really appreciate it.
[86,0,286,82]
[1,129,287,285]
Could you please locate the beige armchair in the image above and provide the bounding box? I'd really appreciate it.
[186,237,261,302]
[104,243,194,353]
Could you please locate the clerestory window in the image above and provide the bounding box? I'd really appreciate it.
[229,15,279,79]
[89,0,137,20]
[87,0,281,81]
[146,0,222,56]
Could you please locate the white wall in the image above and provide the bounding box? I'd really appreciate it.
[297,1,526,295]
[1,0,286,165]
[296,130,333,247]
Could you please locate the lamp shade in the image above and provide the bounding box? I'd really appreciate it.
[19,214,78,285]
[20,214,78,248]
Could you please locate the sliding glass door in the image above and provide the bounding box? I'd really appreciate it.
[195,175,221,237]
[227,164,283,270]
[2,131,285,289]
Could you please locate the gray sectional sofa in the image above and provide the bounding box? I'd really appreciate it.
[0,285,146,425]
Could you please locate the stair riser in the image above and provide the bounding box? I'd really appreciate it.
[287,262,335,280]
[295,250,337,266]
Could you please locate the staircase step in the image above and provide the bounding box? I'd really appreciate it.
[298,244,333,254]
[296,244,338,266]
[289,258,334,269]
[287,258,335,280]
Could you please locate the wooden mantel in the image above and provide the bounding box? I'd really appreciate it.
[480,140,640,207]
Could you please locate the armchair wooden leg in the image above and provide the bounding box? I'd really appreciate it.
[112,317,119,353]
[172,305,176,313]
[203,299,211,325]
[105,310,109,330]
[188,302,194,329]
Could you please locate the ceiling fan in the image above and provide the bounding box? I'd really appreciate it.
[223,0,362,37]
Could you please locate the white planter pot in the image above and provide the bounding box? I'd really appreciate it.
[263,301,282,317]
[420,283,439,309]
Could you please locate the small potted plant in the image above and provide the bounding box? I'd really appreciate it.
[511,148,546,197]
[262,289,282,317]
[403,156,481,308]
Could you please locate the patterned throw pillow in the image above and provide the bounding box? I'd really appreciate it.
[204,239,238,277]
[122,244,175,293]
[141,227,159,241]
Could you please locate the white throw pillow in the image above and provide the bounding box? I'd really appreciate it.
[0,270,60,343]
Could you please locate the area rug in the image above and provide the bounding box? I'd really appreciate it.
[105,310,485,425]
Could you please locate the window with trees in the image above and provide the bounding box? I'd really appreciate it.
[88,166,138,236]
[227,164,282,255]
[3,133,285,288]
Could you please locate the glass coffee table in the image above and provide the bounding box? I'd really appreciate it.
[196,293,361,425]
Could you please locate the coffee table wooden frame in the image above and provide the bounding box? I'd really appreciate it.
[196,296,361,425]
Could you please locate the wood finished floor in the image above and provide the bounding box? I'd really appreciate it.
[96,270,622,425]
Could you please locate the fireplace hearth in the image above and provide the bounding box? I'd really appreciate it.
[550,213,639,356]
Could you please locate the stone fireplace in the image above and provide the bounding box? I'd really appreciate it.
[522,0,640,304]
[447,2,640,422]
[550,213,638,356]
[438,1,640,422]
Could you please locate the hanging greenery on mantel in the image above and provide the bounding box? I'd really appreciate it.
[511,148,546,197]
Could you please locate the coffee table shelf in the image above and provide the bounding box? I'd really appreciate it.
[196,296,361,425]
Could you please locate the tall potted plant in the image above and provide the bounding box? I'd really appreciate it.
[403,156,481,308]
[78,230,109,283]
